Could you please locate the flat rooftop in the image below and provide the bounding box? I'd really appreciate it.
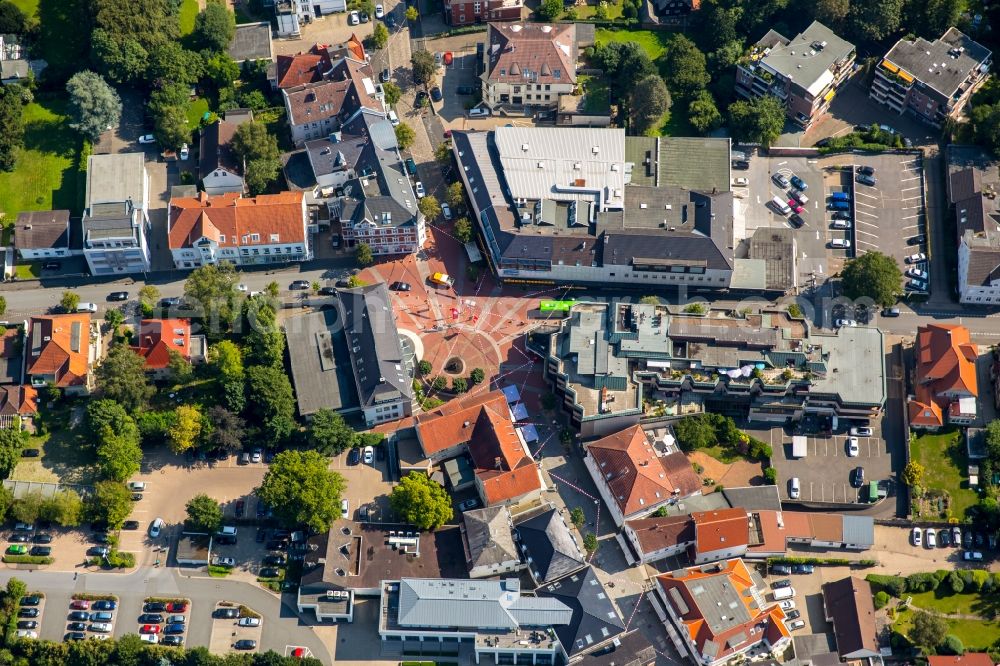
[756,21,854,96]
[883,27,991,100]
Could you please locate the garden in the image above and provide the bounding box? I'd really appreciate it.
[909,429,980,521]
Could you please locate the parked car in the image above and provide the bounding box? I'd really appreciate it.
[787,616,803,627]
[16,630,37,639]
[771,565,792,576]
[237,617,261,627]
[790,175,807,190]
[68,611,90,622]
[831,211,851,221]
[17,608,38,618]
[787,199,804,214]
[939,530,950,547]
[791,564,814,574]
[830,238,851,249]
[123,520,139,530]
[906,278,928,292]
[847,437,859,457]
[772,173,790,188]
[857,165,876,176]
[179,144,189,160]
[458,498,480,511]
[66,622,87,632]
[30,546,51,557]
[140,625,161,634]
[138,134,156,144]
[262,554,286,566]
[144,602,167,613]
[348,10,359,24]
[89,623,112,633]
[289,280,310,290]
[166,602,188,613]
[6,545,27,555]
[788,213,805,228]
[234,640,257,650]
[347,448,360,465]
[260,567,281,578]
[952,526,962,546]
[831,219,851,229]
[906,253,927,264]
[856,173,877,186]
[16,621,37,630]
[926,528,937,548]
[964,550,984,561]
[340,498,350,520]
[908,234,927,245]
[139,634,158,644]
[8,534,29,543]
[108,291,129,301]
[162,636,184,646]
[456,85,477,95]
[212,556,236,568]
[415,181,426,198]
[789,477,800,499]
[214,607,239,619]
[850,427,873,437]
[139,614,163,624]
[851,466,865,488]
[363,446,375,465]
[164,623,185,634]
[149,518,164,539]
[375,3,384,17]
[771,579,792,589]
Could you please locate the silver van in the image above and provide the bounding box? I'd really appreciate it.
[789,478,800,499]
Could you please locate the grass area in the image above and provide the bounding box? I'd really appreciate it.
[895,607,1000,650]
[698,444,743,464]
[577,75,610,115]
[658,108,694,137]
[910,429,980,521]
[178,0,199,36]
[9,0,39,18]
[0,99,84,219]
[908,589,984,616]
[14,263,40,279]
[186,98,211,130]
[208,565,232,578]
[595,28,671,60]
[12,405,98,485]
[571,3,623,19]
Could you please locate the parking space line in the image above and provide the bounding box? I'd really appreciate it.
[856,229,878,238]
[857,210,878,218]
[855,191,878,199]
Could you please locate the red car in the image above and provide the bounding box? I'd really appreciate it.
[70,600,90,610]
[140,625,161,634]
[787,199,805,214]
[166,603,188,613]
[292,647,306,658]
[443,129,452,139]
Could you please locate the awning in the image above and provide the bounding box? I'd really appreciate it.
[518,424,539,442]
[823,89,835,103]
[510,402,529,421]
[501,384,520,404]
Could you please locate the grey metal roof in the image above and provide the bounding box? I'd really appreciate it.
[883,27,991,101]
[396,578,572,630]
[228,22,273,63]
[337,282,412,408]
[86,153,146,208]
[809,327,886,409]
[285,309,360,416]
[462,505,519,570]
[683,570,754,638]
[658,137,731,192]
[757,21,854,97]
[840,516,874,547]
[721,486,783,512]
[538,567,625,657]
[515,508,586,585]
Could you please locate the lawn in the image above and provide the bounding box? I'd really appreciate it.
[658,108,694,137]
[910,429,980,521]
[895,607,1000,650]
[9,0,39,18]
[14,263,40,279]
[186,97,211,129]
[13,411,98,485]
[908,590,982,616]
[178,0,199,36]
[0,99,84,219]
[698,443,743,464]
[577,75,609,115]
[571,3,623,20]
[595,28,671,60]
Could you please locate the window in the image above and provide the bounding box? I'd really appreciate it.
[473,1,480,11]
[545,84,551,91]
[270,234,280,242]
[250,233,260,242]
[218,235,225,243]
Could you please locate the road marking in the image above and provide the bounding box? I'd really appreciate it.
[856,229,878,238]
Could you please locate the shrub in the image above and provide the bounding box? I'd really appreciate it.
[452,377,468,393]
[874,591,890,610]
[906,572,940,592]
[583,533,598,553]
[787,303,803,318]
[943,635,965,655]
[682,302,706,314]
[763,467,777,484]
[470,368,485,385]
[948,571,965,594]
[2,555,53,565]
[417,360,432,376]
[866,574,906,597]
[70,593,116,601]
[432,376,447,391]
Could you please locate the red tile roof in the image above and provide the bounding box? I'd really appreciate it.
[132,319,193,370]
[587,425,701,517]
[416,391,510,455]
[274,45,333,89]
[692,508,749,553]
[909,324,978,428]
[625,516,695,554]
[168,191,306,251]
[929,655,995,666]
[487,23,576,85]
[26,314,92,388]
[0,385,37,417]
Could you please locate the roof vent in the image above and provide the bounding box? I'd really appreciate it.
[463,420,470,427]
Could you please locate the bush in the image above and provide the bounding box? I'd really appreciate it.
[682,302,706,314]
[470,368,485,385]
[768,556,852,566]
[417,360,432,376]
[432,376,447,391]
[874,591,890,609]
[943,635,965,655]
[763,467,777,484]
[2,555,53,565]
[866,574,906,597]
[583,533,598,553]
[452,377,468,393]
[906,572,940,592]
[787,303,803,318]
[948,571,965,594]
[71,593,117,601]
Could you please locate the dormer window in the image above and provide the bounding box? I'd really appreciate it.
[250,233,260,242]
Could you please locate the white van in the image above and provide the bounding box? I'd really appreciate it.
[77,302,98,313]
[468,107,490,118]
[772,587,796,601]
[830,238,852,249]
[770,196,791,215]
[789,477,800,499]
[219,525,237,536]
[128,481,146,492]
[388,109,399,126]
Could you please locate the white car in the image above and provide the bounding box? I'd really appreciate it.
[732,177,749,187]
[415,181,425,198]
[363,446,374,465]
[912,527,922,546]
[128,481,146,492]
[149,517,164,538]
[212,556,236,567]
[830,238,851,249]
[341,499,350,519]
[89,623,112,633]
[375,3,384,18]
[906,252,927,264]
[251,448,262,463]
[138,134,156,144]
[907,267,928,279]
[925,528,937,548]
[850,427,873,436]
[778,600,796,611]
[349,10,360,24]
[237,617,261,627]
[835,319,857,328]
[441,202,452,220]
[140,634,159,644]
[831,219,851,229]
[964,551,984,561]
[16,630,37,639]
[788,620,805,631]
[847,437,859,457]
[179,143,189,160]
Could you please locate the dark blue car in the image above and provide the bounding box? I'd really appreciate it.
[790,175,807,191]
[164,623,185,635]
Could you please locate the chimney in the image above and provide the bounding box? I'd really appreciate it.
[463,420,470,427]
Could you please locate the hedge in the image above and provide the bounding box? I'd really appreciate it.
[71,593,117,601]
[2,555,53,565]
[767,556,853,566]
[238,605,261,619]
[145,597,190,605]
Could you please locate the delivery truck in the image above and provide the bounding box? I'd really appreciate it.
[430,272,455,288]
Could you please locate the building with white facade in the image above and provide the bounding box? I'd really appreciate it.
[483,23,577,110]
[275,0,346,37]
[13,210,77,260]
[82,153,151,275]
[167,191,311,268]
[199,110,253,196]
[282,57,385,146]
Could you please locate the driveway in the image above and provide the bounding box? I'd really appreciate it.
[271,12,375,56]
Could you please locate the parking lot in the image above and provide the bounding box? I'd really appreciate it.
[136,596,190,647]
[67,594,119,642]
[15,592,44,639]
[757,424,893,504]
[330,446,398,524]
[209,602,262,655]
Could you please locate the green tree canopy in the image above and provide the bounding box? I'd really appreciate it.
[848,0,903,41]
[184,261,239,327]
[372,21,389,50]
[356,243,374,267]
[395,122,416,150]
[688,90,722,134]
[185,493,223,533]
[87,480,133,529]
[245,365,296,445]
[308,409,356,454]
[660,35,709,101]
[0,2,28,34]
[210,339,244,380]
[631,75,671,135]
[591,41,655,106]
[244,300,285,368]
[231,122,281,195]
[257,450,347,532]
[66,71,123,142]
[40,489,83,527]
[908,610,947,649]
[673,414,717,450]
[96,427,143,481]
[96,344,156,412]
[148,83,190,150]
[536,0,563,20]
[87,399,134,438]
[411,50,436,85]
[208,405,245,452]
[383,81,402,106]
[0,84,26,171]
[91,29,149,83]
[194,0,236,52]
[389,472,454,530]
[841,251,902,307]
[11,491,44,524]
[902,461,924,487]
[60,291,80,313]
[168,404,203,453]
[418,194,441,222]
[0,427,24,478]
[146,41,204,87]
[728,95,786,148]
[453,217,473,243]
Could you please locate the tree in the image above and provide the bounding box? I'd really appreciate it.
[536,0,563,20]
[470,368,485,385]
[841,251,903,307]
[210,339,244,380]
[592,42,655,105]
[60,291,80,313]
[0,2,28,34]
[411,50,436,85]
[389,472,453,530]
[355,243,374,267]
[688,90,722,134]
[570,507,586,527]
[96,428,143,481]
[902,461,924,487]
[446,182,465,210]
[405,5,419,21]
[631,75,671,135]
[372,21,389,50]
[104,308,125,332]
[0,484,13,524]
[168,405,202,453]
[184,261,239,326]
[40,489,83,527]
[811,0,850,25]
[87,399,135,438]
[194,0,236,51]
[583,532,598,553]
[11,491,44,524]
[971,104,1000,156]
[3,577,25,615]
[435,141,453,165]
[347,275,367,288]
[395,122,416,150]
[418,360,432,376]
[149,87,190,151]
[185,493,223,533]
[660,36,709,102]
[453,217,473,243]
[245,365,296,445]
[418,194,441,221]
[97,344,155,412]
[167,349,193,384]
[244,301,284,367]
[147,41,204,87]
[452,377,467,393]
[0,427,24,478]
[728,96,786,148]
[231,122,281,195]
[66,71,122,142]
[207,405,245,452]
[673,415,718,451]
[204,52,240,88]
[87,481,133,530]
[909,610,947,648]
[383,81,402,106]
[91,29,149,84]
[432,375,447,390]
[943,634,965,655]
[0,84,25,171]
[308,409,356,454]
[257,450,347,532]
[848,0,903,42]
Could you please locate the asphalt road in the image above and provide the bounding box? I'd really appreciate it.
[0,568,330,660]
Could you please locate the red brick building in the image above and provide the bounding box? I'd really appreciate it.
[444,0,522,27]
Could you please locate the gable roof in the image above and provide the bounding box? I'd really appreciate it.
[26,314,92,387]
[515,507,586,584]
[487,23,577,85]
[168,191,306,250]
[200,113,254,181]
[283,58,382,126]
[132,319,192,369]
[909,324,978,427]
[821,577,878,658]
[929,655,995,666]
[692,509,749,553]
[587,425,701,517]
[624,516,695,555]
[0,385,38,417]
[396,578,573,630]
[538,567,625,657]
[462,505,519,570]
[416,390,510,455]
[14,210,70,250]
